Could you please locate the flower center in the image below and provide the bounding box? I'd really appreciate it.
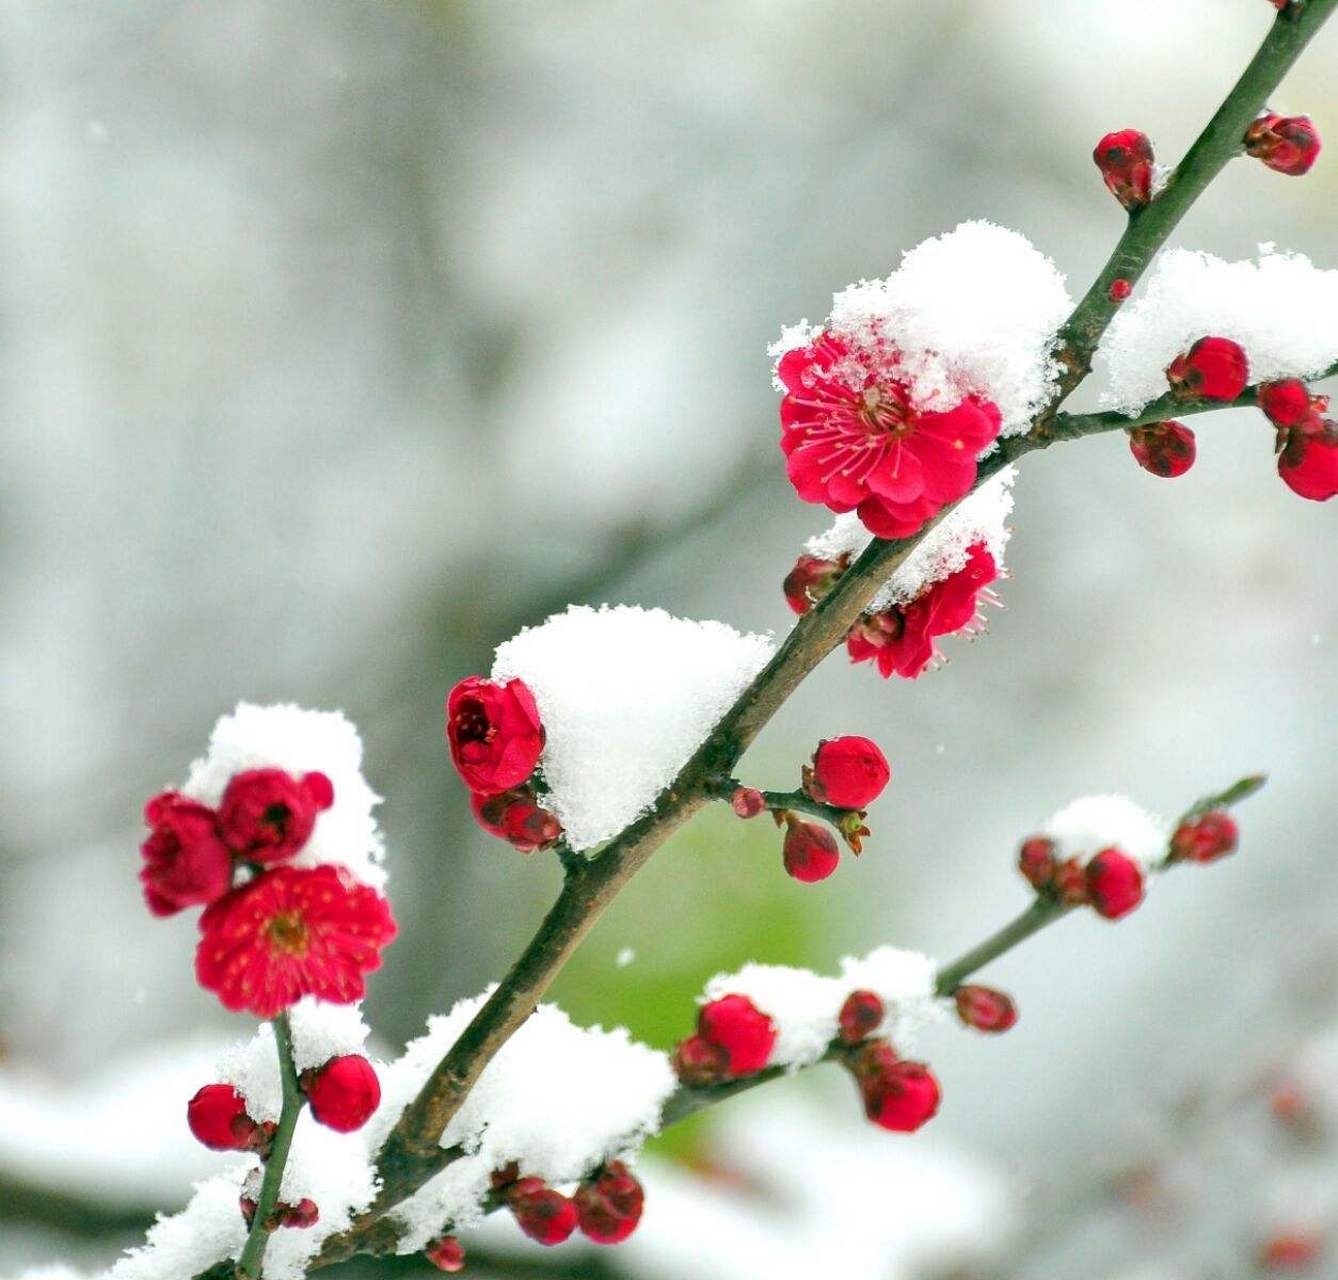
[262,803,291,837]
[857,385,912,438]
[266,911,309,956]
[455,698,495,745]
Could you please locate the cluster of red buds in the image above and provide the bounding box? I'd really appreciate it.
[479,1160,645,1253]
[1018,835,1147,920]
[786,543,1000,682]
[673,993,778,1083]
[140,771,397,1018]
[1094,129,1156,211]
[446,676,562,853]
[729,735,891,881]
[1259,378,1338,501]
[187,1052,382,1228]
[1245,111,1322,176]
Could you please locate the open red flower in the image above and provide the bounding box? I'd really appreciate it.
[218,768,333,864]
[446,676,545,793]
[196,865,397,1018]
[1278,418,1338,501]
[140,792,234,917]
[847,542,998,679]
[777,331,1001,539]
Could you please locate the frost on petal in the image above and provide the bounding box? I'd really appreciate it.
[1097,247,1338,415]
[701,948,942,1072]
[1042,794,1171,869]
[806,467,1017,613]
[772,222,1071,438]
[377,997,676,1253]
[179,703,386,888]
[491,606,774,850]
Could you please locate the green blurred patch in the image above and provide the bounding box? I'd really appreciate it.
[548,805,842,1160]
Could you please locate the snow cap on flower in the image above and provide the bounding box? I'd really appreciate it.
[492,605,772,850]
[1041,794,1170,870]
[179,703,386,889]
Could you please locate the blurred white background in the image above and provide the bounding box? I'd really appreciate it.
[3,2,1337,1277]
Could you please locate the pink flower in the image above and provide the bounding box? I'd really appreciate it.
[806,736,891,810]
[140,792,234,917]
[1129,421,1196,478]
[218,768,333,865]
[847,542,998,679]
[445,676,545,793]
[303,1054,381,1133]
[777,332,1001,539]
[1093,129,1155,210]
[1245,112,1321,176]
[1166,337,1249,401]
[196,865,397,1019]
[575,1161,645,1245]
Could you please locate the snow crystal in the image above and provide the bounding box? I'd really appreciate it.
[491,605,774,850]
[1098,247,1338,414]
[703,947,941,1070]
[772,221,1072,437]
[178,702,386,888]
[1042,794,1171,869]
[217,998,372,1123]
[377,995,676,1251]
[806,466,1016,611]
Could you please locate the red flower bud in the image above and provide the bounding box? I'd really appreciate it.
[470,787,562,853]
[846,1040,941,1133]
[1169,810,1238,864]
[1108,278,1133,302]
[1093,129,1155,210]
[239,1196,257,1226]
[425,1235,466,1272]
[140,792,234,918]
[783,553,848,615]
[303,1054,381,1133]
[806,736,891,810]
[575,1160,645,1244]
[1167,337,1249,401]
[446,676,545,794]
[671,1033,731,1086]
[730,786,766,819]
[1259,378,1315,428]
[281,1198,320,1229]
[838,989,885,1045]
[1018,836,1056,890]
[218,768,330,864]
[1054,857,1090,907]
[1129,421,1196,478]
[1085,848,1145,919]
[186,1083,264,1152]
[954,985,1019,1033]
[1278,421,1338,501]
[506,1178,579,1247]
[698,993,777,1075]
[1245,112,1322,176]
[782,818,841,883]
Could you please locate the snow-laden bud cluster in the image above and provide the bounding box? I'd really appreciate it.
[486,605,773,850]
[799,466,1015,679]
[1098,247,1338,415]
[139,705,397,1018]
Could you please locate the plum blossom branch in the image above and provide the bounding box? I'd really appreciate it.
[236,1013,301,1280]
